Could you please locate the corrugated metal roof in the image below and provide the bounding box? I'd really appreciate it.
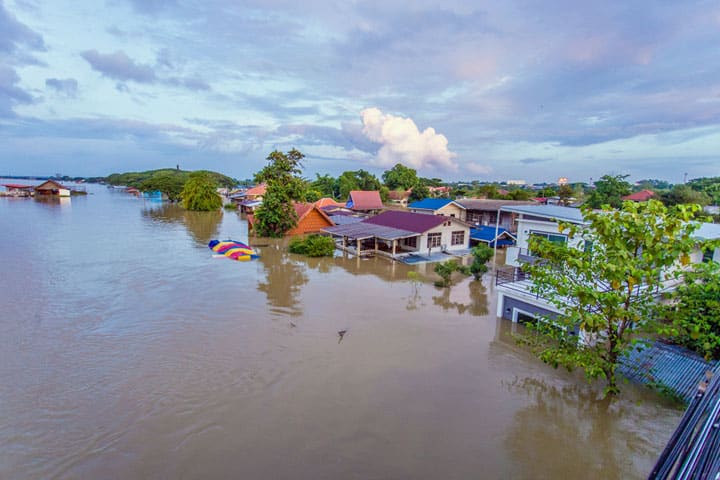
[328,215,365,225]
[694,222,720,241]
[322,222,417,240]
[458,199,537,211]
[408,198,455,210]
[470,226,515,242]
[346,190,383,210]
[363,210,450,233]
[618,341,719,403]
[499,204,587,224]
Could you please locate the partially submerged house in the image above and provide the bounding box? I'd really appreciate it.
[494,204,720,324]
[345,190,383,214]
[470,226,516,248]
[1,184,34,197]
[286,203,335,236]
[34,180,71,197]
[231,184,266,212]
[322,210,470,260]
[408,198,467,221]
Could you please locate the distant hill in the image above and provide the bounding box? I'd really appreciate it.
[105,169,237,189]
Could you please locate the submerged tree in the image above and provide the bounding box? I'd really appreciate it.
[520,200,701,396]
[469,244,494,281]
[181,171,222,211]
[253,149,306,237]
[433,260,470,288]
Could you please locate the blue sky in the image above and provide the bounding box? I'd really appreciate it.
[1,0,719,183]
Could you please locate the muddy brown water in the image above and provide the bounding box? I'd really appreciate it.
[0,183,681,479]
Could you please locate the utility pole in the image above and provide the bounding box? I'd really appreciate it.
[683,172,688,184]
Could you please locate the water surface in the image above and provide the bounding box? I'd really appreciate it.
[0,183,681,479]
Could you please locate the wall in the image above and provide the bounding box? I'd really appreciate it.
[418,221,470,253]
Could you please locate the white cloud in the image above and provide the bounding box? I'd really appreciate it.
[360,107,458,171]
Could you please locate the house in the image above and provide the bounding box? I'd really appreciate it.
[346,190,383,213]
[494,204,720,324]
[622,189,655,202]
[314,197,343,209]
[428,186,451,197]
[286,203,335,236]
[387,189,412,207]
[1,184,34,197]
[322,210,470,260]
[408,198,467,221]
[231,184,267,212]
[457,199,537,232]
[34,179,71,197]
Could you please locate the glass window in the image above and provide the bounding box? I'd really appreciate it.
[451,231,465,245]
[427,232,442,248]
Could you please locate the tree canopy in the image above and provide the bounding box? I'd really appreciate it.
[181,171,223,211]
[661,184,712,207]
[586,174,632,209]
[106,168,236,202]
[382,163,419,190]
[253,149,306,237]
[337,169,383,199]
[520,200,701,396]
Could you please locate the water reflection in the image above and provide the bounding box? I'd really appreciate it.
[256,239,308,318]
[432,280,489,316]
[141,203,222,245]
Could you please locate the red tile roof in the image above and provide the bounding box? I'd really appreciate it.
[347,190,383,210]
[244,184,266,196]
[363,210,449,234]
[622,189,655,202]
[2,184,33,189]
[293,202,334,225]
[314,197,343,208]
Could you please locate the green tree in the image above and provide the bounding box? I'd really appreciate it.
[558,184,575,206]
[661,261,720,360]
[469,244,494,281]
[409,184,430,202]
[382,163,419,190]
[253,149,306,237]
[337,169,383,199]
[687,177,720,204]
[661,184,711,207]
[181,171,222,211]
[520,200,701,396]
[288,234,336,257]
[433,260,470,287]
[140,171,186,202]
[311,173,339,199]
[506,189,533,201]
[586,174,632,209]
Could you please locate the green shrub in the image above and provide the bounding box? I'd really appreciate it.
[288,234,335,257]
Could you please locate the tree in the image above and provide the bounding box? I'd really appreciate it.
[310,173,339,199]
[433,260,470,287]
[661,261,720,360]
[140,171,186,202]
[687,177,720,205]
[660,184,711,207]
[288,234,336,257]
[409,184,430,202]
[557,184,575,206]
[469,244,494,281]
[586,174,632,209]
[253,149,306,237]
[382,163,419,190]
[520,200,701,396]
[181,171,222,211]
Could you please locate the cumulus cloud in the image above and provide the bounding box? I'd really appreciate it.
[81,49,156,83]
[360,107,458,171]
[45,77,78,97]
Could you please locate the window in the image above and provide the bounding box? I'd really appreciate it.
[530,231,567,244]
[427,233,442,248]
[451,230,465,246]
[703,246,715,263]
[404,236,417,248]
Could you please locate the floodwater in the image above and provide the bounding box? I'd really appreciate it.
[0,183,682,479]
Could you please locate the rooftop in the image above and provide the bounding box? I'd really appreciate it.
[408,198,458,210]
[346,190,383,211]
[458,198,537,211]
[363,210,451,234]
[322,222,417,240]
[499,204,587,224]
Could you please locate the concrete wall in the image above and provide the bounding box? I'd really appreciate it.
[499,294,558,321]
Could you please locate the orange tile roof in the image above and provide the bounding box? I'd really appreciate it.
[314,197,343,208]
[244,184,266,196]
[622,189,655,202]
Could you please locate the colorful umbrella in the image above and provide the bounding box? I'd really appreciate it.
[208,239,260,261]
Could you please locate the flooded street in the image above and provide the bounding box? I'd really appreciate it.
[0,184,681,479]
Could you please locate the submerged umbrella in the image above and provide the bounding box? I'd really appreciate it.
[208,239,260,261]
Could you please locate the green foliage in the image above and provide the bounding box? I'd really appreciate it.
[661,262,720,360]
[139,171,186,202]
[382,163,419,190]
[661,184,712,207]
[106,168,236,191]
[687,177,720,205]
[253,149,306,237]
[504,189,533,201]
[433,260,470,287]
[310,173,339,199]
[557,184,575,206]
[409,183,430,202]
[181,172,222,211]
[223,203,238,210]
[288,234,336,257]
[469,244,493,280]
[586,174,632,209]
[520,199,702,396]
[338,169,382,199]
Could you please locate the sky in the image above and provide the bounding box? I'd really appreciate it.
[1,0,719,183]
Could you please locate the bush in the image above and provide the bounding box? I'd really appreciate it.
[288,234,335,257]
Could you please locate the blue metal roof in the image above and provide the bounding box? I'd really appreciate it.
[408,198,456,210]
[470,226,515,242]
[618,341,719,403]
